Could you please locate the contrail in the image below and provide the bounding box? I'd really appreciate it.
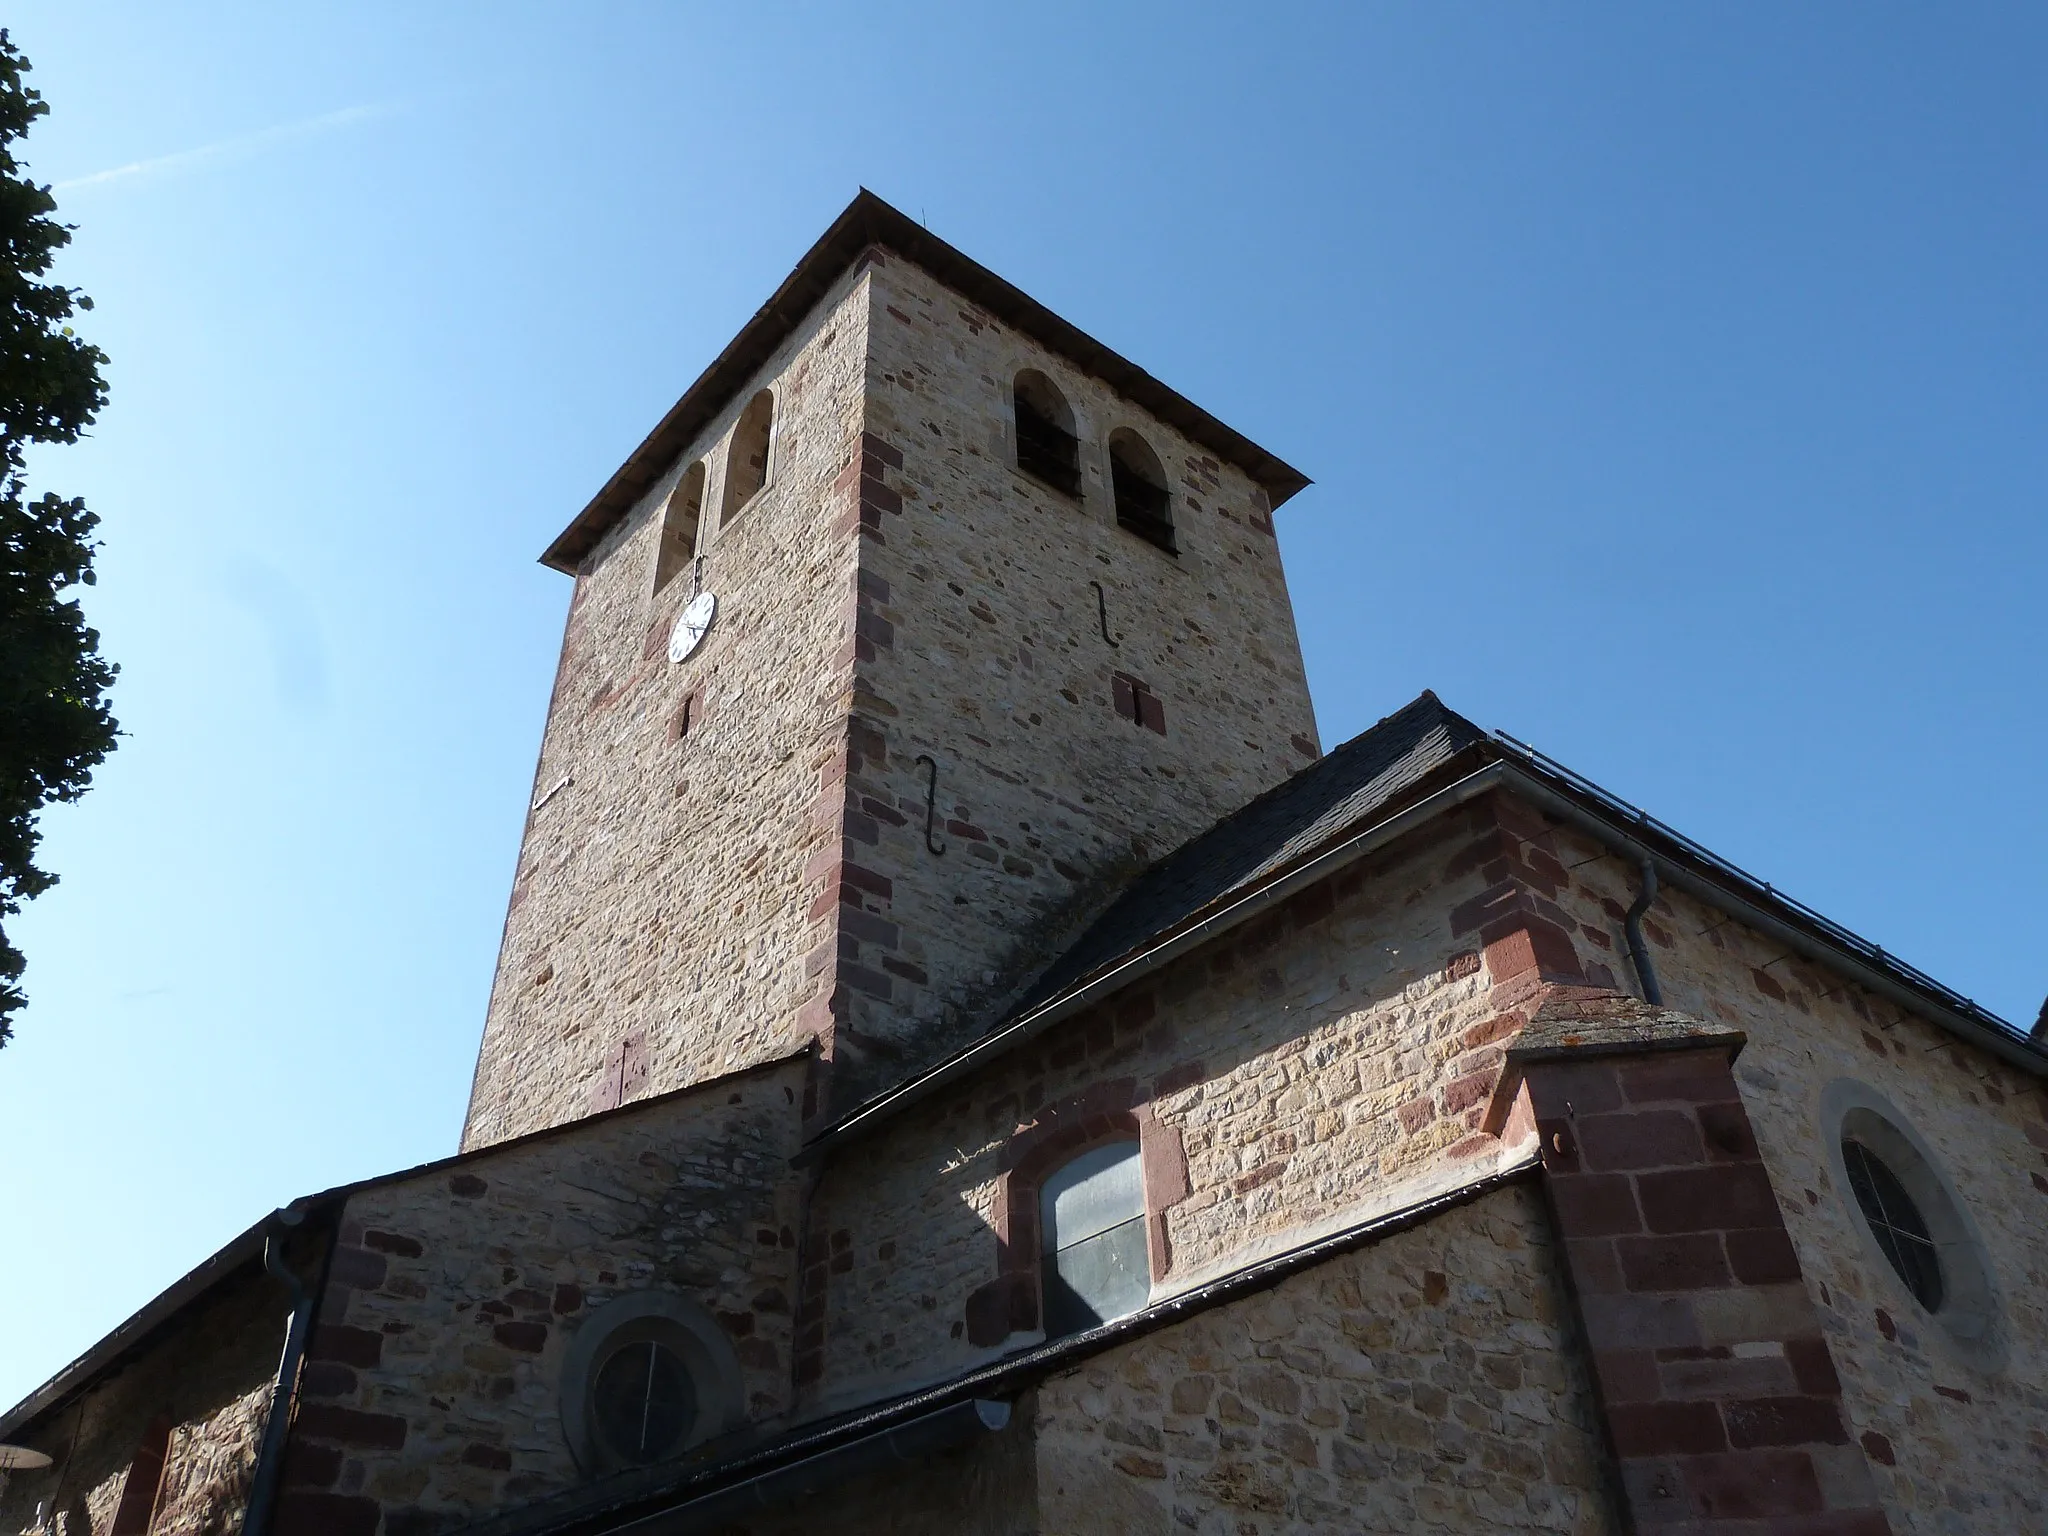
[55,100,400,191]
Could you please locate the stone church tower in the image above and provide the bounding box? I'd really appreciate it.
[6,192,2045,1536]
[463,194,1322,1147]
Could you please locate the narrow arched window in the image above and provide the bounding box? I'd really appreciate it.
[653,462,705,595]
[721,390,775,526]
[1014,370,1079,497]
[1108,430,1174,553]
[1040,1140,1147,1337]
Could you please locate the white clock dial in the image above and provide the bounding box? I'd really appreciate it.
[668,591,717,664]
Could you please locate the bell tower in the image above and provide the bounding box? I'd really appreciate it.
[461,193,1321,1150]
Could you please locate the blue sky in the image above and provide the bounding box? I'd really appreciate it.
[2,4,2042,1407]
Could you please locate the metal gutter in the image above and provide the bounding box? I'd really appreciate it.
[0,1048,821,1444]
[803,731,2043,1165]
[489,1162,1534,1536]
[0,1217,274,1441]
[609,1399,1010,1536]
[795,760,1513,1163]
[1489,756,2045,1079]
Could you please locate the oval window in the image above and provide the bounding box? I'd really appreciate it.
[591,1337,697,1465]
[1040,1140,1148,1337]
[1821,1081,2005,1371]
[1841,1137,1944,1312]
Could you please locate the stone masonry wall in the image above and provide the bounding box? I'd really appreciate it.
[1033,1180,1618,1535]
[1517,1020,1892,1531]
[464,267,873,1148]
[278,1057,806,1536]
[825,257,1320,1097]
[1,1267,287,1536]
[1518,808,2048,1532]
[467,239,1323,1144]
[804,804,1549,1412]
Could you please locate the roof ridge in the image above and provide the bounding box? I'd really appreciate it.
[1005,690,1490,1014]
[1126,689,1477,877]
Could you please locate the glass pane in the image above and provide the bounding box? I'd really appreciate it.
[1041,1141,1143,1251]
[592,1339,697,1464]
[1842,1139,1944,1312]
[1045,1214,1150,1337]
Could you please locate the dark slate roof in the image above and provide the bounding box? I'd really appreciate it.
[805,688,2041,1162]
[1014,691,1490,1011]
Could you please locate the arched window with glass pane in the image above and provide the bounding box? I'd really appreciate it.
[1040,1140,1149,1337]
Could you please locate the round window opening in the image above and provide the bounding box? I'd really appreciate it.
[591,1338,697,1466]
[1820,1080,2005,1372]
[558,1291,745,1478]
[1840,1137,1943,1311]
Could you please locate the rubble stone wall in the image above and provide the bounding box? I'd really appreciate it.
[1525,811,2048,1533]
[806,806,1544,1412]
[825,255,1320,1096]
[1033,1179,1618,1535]
[0,1267,286,1536]
[277,1059,806,1536]
[464,267,873,1148]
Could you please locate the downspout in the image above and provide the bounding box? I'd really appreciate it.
[241,1210,312,1536]
[1623,858,1665,1006]
[787,1163,823,1408]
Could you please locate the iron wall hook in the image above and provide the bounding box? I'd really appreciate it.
[915,753,946,855]
[1089,580,1120,647]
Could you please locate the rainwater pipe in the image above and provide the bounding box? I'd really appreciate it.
[1623,857,1665,1006]
[241,1209,312,1536]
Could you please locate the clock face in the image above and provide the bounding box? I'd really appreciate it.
[668,591,717,664]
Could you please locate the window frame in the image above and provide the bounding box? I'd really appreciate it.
[1038,1139,1149,1337]
[1012,369,1082,500]
[1107,428,1176,556]
[559,1291,745,1476]
[652,461,706,597]
[589,1333,699,1466]
[1840,1136,1943,1311]
[967,1095,1190,1347]
[1818,1077,2005,1369]
[718,388,778,534]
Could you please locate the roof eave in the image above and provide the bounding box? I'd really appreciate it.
[539,189,1310,575]
[0,1046,819,1441]
[797,753,1514,1164]
[0,1207,314,1441]
[797,743,2045,1161]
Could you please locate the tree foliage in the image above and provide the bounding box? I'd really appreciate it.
[0,30,114,1046]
